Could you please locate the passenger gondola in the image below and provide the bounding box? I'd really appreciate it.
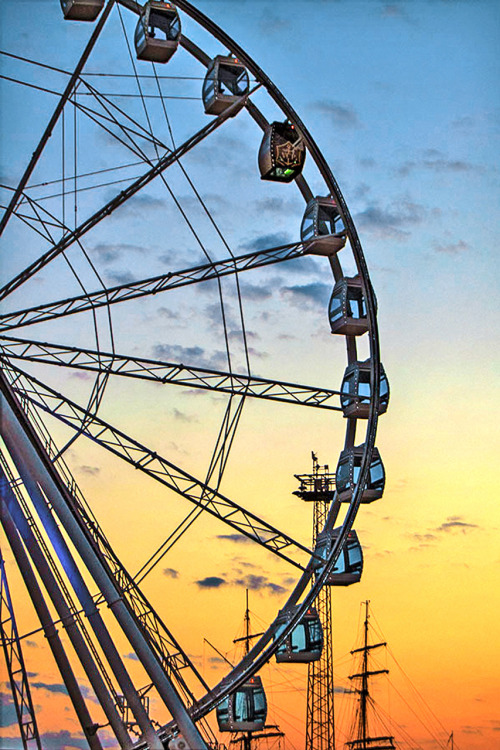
[274,606,323,663]
[258,121,306,182]
[314,528,363,585]
[329,275,371,336]
[60,0,104,21]
[335,445,385,503]
[202,55,249,115]
[216,675,267,732]
[134,1,181,64]
[301,196,347,255]
[340,361,390,418]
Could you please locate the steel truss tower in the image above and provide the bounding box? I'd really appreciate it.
[0,549,42,750]
[294,454,336,750]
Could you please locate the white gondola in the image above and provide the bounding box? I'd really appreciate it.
[60,0,104,21]
[274,606,322,663]
[202,55,249,116]
[216,675,267,732]
[301,196,346,256]
[335,445,385,503]
[340,361,390,419]
[314,528,363,585]
[329,275,371,336]
[134,1,181,64]
[258,121,306,182]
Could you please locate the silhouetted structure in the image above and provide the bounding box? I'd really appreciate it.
[294,454,336,750]
[347,601,395,750]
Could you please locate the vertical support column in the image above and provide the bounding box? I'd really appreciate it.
[0,466,132,748]
[0,374,208,750]
[0,500,104,750]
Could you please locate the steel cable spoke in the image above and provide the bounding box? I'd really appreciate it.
[0,93,253,303]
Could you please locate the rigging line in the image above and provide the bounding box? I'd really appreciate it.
[1,98,251,303]
[78,76,171,152]
[132,393,247,585]
[0,49,71,76]
[0,0,114,239]
[116,6,236,380]
[18,192,113,454]
[369,608,450,740]
[152,64,252,377]
[23,161,144,190]
[0,73,66,97]
[374,691,443,750]
[5,205,54,244]
[72,92,150,166]
[0,74,199,100]
[114,18,247,508]
[23,175,143,204]
[5,363,310,567]
[62,106,66,228]
[386,644,451,739]
[84,72,206,80]
[80,92,200,99]
[21,194,62,245]
[0,205,60,228]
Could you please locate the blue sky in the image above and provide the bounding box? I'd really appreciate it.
[1,1,499,748]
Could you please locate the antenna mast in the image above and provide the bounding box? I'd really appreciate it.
[294,452,336,750]
[230,591,284,750]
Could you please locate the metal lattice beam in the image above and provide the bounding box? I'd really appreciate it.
[0,242,305,332]
[0,550,42,750]
[0,335,342,410]
[0,0,116,238]
[6,365,310,569]
[0,91,252,303]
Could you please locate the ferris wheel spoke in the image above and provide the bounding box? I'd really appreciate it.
[7,364,310,569]
[0,336,343,410]
[0,1,115,239]
[0,95,249,303]
[1,372,211,704]
[0,242,305,332]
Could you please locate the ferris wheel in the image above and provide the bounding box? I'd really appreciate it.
[0,1,389,748]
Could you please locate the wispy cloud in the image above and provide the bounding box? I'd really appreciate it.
[281,282,330,310]
[40,731,88,750]
[91,242,146,264]
[313,100,361,129]
[434,240,470,255]
[356,200,430,239]
[153,343,228,371]
[195,576,226,589]
[79,465,100,477]
[163,567,179,579]
[32,681,67,695]
[217,533,253,544]
[0,692,17,728]
[435,516,479,534]
[240,231,292,253]
[233,573,285,596]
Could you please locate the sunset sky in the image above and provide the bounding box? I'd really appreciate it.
[1,1,499,749]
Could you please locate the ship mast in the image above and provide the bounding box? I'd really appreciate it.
[347,601,395,750]
[230,590,284,750]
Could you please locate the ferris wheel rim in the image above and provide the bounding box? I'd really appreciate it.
[0,0,384,740]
